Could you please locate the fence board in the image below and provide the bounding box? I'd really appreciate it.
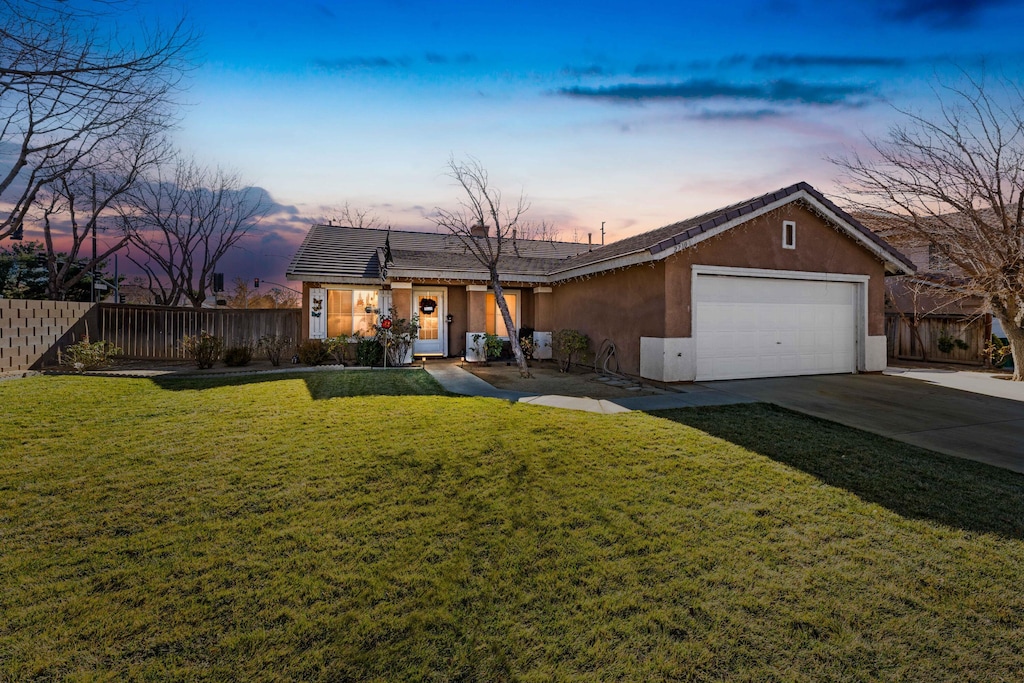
[885,313,989,365]
[98,304,301,360]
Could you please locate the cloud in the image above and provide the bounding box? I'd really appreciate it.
[633,54,906,75]
[313,56,412,71]
[750,54,907,70]
[424,52,477,65]
[559,78,873,106]
[312,3,336,19]
[689,108,785,121]
[884,0,1006,26]
[562,64,607,77]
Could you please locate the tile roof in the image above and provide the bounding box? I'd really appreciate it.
[552,181,915,274]
[286,225,590,282]
[286,182,915,283]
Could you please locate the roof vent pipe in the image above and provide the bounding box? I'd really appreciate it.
[588,233,592,251]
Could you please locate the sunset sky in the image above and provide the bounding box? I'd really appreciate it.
[13,0,1024,285]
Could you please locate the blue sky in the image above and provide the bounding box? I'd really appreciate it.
[83,0,1024,280]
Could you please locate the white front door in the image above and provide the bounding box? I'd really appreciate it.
[693,274,858,381]
[413,288,446,356]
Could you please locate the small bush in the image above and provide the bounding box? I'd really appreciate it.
[223,342,254,367]
[552,328,590,372]
[984,335,1013,367]
[325,334,351,365]
[60,334,120,371]
[257,334,292,367]
[356,336,384,367]
[181,332,223,369]
[518,326,536,360]
[373,307,419,366]
[472,332,504,362]
[937,332,955,354]
[297,339,331,366]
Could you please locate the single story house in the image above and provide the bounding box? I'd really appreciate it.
[286,182,915,382]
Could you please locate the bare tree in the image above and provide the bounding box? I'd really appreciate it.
[124,156,269,308]
[518,219,562,242]
[328,202,383,229]
[833,74,1024,379]
[33,122,170,299]
[0,0,193,239]
[431,157,531,377]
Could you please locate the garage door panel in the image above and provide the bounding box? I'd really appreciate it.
[694,275,859,381]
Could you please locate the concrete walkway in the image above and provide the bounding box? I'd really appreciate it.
[884,366,1024,403]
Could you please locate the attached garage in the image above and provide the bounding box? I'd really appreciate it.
[692,268,864,381]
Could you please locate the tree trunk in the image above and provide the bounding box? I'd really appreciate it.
[490,270,531,378]
[1002,321,1024,381]
[991,298,1023,381]
[909,321,928,362]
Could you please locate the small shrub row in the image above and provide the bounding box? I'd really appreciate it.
[59,334,121,371]
[180,333,298,369]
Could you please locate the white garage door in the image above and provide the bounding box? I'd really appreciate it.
[694,275,858,381]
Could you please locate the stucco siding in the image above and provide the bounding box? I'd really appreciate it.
[550,261,667,375]
[664,204,887,338]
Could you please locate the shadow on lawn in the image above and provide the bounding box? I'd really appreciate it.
[147,369,452,400]
[655,403,1024,540]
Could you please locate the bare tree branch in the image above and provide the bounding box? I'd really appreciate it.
[832,73,1024,379]
[124,155,269,308]
[430,156,532,377]
[0,0,195,239]
[328,202,383,229]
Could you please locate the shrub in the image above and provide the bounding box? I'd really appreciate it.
[223,341,255,367]
[257,334,292,367]
[297,339,331,366]
[373,307,419,366]
[552,328,590,373]
[181,332,223,369]
[954,338,970,350]
[325,334,351,365]
[937,331,956,354]
[356,336,384,367]
[60,334,120,371]
[984,335,1013,367]
[471,332,504,362]
[518,326,536,361]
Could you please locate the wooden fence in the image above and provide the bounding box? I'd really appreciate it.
[885,312,990,366]
[99,304,301,360]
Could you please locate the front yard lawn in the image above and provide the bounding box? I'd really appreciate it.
[2,371,1023,680]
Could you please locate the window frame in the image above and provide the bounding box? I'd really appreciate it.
[782,220,797,250]
[325,287,381,337]
[485,289,521,338]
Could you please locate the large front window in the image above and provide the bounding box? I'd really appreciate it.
[485,292,518,337]
[327,289,379,337]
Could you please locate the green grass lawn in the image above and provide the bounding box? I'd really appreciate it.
[2,370,1024,681]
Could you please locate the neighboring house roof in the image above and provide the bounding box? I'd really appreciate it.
[286,182,915,284]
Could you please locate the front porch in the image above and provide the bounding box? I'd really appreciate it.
[302,280,557,360]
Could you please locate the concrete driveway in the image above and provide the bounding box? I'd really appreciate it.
[703,371,1024,474]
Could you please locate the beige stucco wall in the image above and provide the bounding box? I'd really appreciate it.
[0,299,96,373]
